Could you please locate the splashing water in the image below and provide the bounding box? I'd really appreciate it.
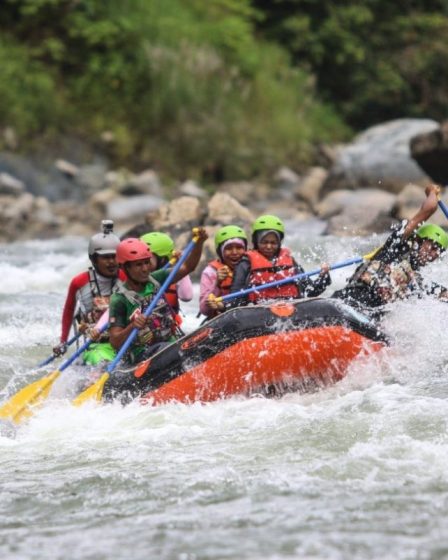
[1,226,448,560]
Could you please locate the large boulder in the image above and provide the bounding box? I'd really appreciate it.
[410,120,448,184]
[322,119,439,196]
[148,196,205,233]
[206,192,255,226]
[316,188,397,236]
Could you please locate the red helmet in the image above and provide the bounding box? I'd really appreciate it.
[116,238,153,265]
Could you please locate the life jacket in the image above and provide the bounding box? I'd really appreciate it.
[209,259,233,296]
[348,256,422,304]
[164,284,179,312]
[164,283,184,326]
[76,268,121,342]
[115,277,178,348]
[246,248,299,303]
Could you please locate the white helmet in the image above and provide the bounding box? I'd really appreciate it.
[88,220,120,257]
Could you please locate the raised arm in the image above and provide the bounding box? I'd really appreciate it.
[403,184,441,239]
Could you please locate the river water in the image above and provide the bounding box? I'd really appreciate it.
[2,222,448,560]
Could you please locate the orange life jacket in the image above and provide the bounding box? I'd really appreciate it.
[165,284,179,312]
[209,259,233,296]
[164,283,183,326]
[246,248,300,303]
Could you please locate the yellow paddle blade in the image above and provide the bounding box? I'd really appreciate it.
[363,246,381,260]
[72,373,109,407]
[0,370,60,424]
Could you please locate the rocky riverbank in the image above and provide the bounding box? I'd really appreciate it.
[1,118,448,252]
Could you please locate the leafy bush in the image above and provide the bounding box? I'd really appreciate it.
[0,0,347,179]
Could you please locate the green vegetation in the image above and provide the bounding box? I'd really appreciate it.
[1,0,447,181]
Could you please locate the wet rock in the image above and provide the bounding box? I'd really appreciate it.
[0,193,63,241]
[107,195,165,221]
[322,119,438,195]
[410,120,448,184]
[132,169,163,197]
[294,167,328,209]
[178,180,208,198]
[206,192,255,226]
[148,196,204,233]
[274,167,301,190]
[0,172,25,196]
[216,181,270,206]
[0,152,77,201]
[55,159,80,178]
[76,161,108,194]
[395,183,425,221]
[317,188,397,236]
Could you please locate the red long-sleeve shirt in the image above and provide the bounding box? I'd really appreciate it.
[59,269,126,342]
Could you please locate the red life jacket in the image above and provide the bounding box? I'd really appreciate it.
[209,259,233,296]
[164,283,184,326]
[246,248,300,303]
[165,284,179,312]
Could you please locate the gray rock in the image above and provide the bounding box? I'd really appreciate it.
[149,196,204,232]
[77,161,108,194]
[132,169,163,197]
[55,159,80,178]
[273,166,301,190]
[107,195,165,221]
[294,167,328,209]
[178,180,207,198]
[322,118,439,195]
[0,172,25,196]
[410,120,448,184]
[395,183,425,221]
[0,152,77,201]
[206,192,255,226]
[317,189,397,236]
[217,182,270,206]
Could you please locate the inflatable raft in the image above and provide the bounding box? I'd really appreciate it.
[101,298,387,405]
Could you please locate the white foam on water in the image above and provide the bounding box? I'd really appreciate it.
[2,235,448,559]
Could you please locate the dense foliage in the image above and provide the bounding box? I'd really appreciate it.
[252,0,448,128]
[1,0,447,181]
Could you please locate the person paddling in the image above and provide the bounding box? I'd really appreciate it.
[220,215,331,309]
[53,220,125,365]
[140,231,193,327]
[332,184,448,310]
[109,229,208,364]
[199,225,248,319]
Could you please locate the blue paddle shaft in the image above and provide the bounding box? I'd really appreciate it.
[37,331,82,367]
[221,256,363,302]
[106,238,197,373]
[438,200,448,220]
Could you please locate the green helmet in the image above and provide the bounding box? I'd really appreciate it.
[416,224,448,250]
[214,225,248,251]
[251,215,285,237]
[140,232,175,257]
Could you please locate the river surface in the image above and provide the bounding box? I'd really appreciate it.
[2,221,448,560]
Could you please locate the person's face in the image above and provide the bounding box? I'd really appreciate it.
[95,253,118,277]
[125,258,155,284]
[417,239,442,266]
[221,243,245,269]
[257,233,280,259]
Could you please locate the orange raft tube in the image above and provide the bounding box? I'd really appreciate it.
[103,298,387,405]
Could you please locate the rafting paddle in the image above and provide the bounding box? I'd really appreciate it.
[73,232,201,406]
[214,255,366,306]
[438,199,448,220]
[0,317,110,424]
[37,331,83,368]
